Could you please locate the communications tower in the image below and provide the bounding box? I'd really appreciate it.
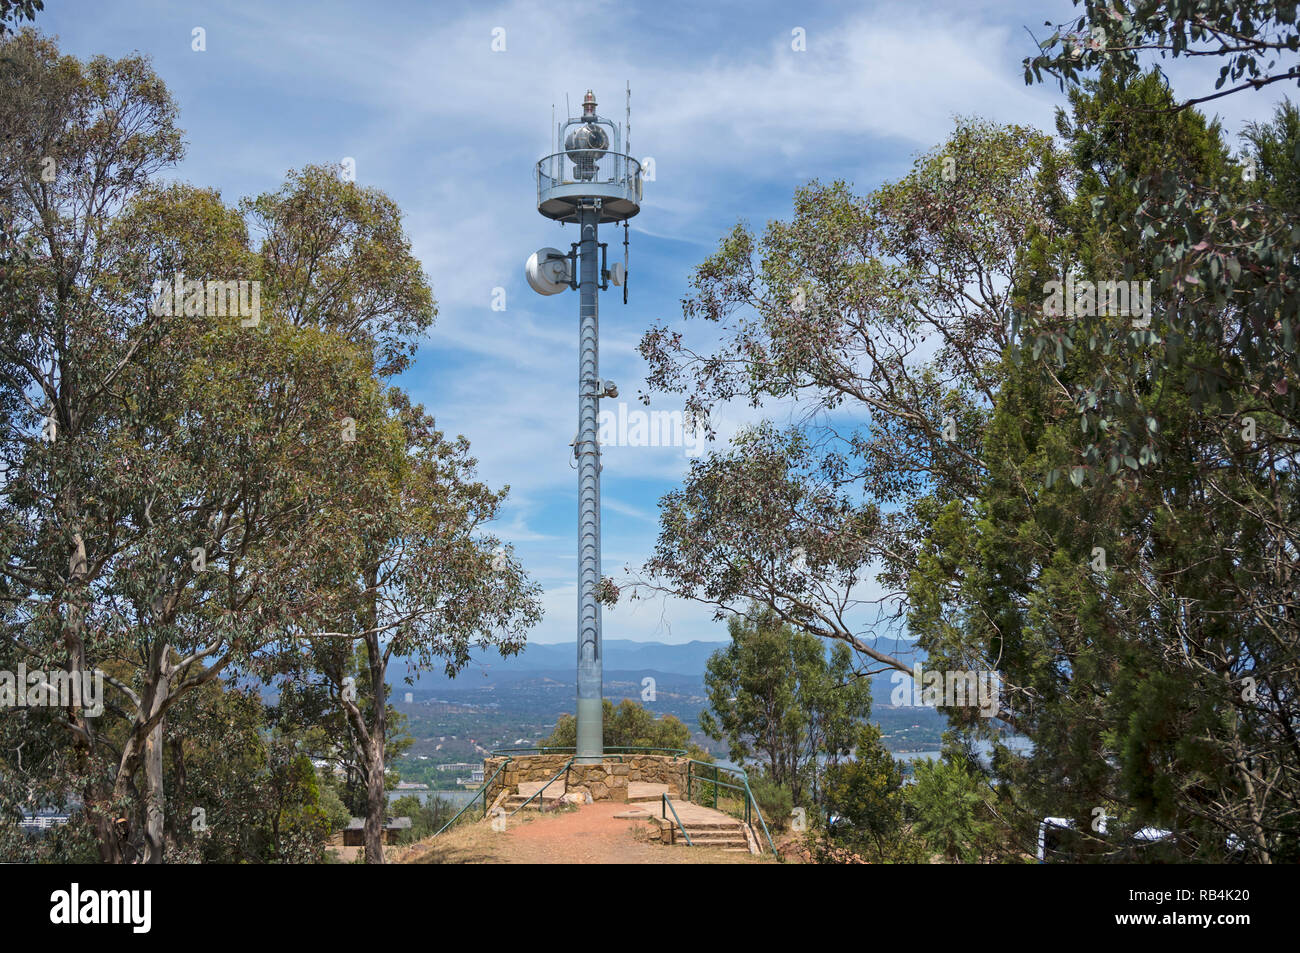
[525,89,642,764]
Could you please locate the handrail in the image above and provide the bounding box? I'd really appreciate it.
[661,793,693,846]
[508,759,574,817]
[697,777,747,794]
[685,758,777,857]
[433,757,511,837]
[737,772,777,858]
[490,745,686,757]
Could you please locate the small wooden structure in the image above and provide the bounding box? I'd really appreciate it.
[340,816,411,846]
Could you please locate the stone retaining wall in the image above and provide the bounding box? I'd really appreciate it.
[483,753,689,805]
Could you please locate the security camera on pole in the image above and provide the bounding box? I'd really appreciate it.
[527,89,642,765]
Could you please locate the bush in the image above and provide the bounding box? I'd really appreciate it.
[747,772,794,828]
[904,756,994,863]
[819,725,910,861]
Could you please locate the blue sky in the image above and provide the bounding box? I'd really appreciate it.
[37,0,1291,645]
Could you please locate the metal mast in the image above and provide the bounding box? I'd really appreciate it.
[575,200,602,764]
[529,89,642,765]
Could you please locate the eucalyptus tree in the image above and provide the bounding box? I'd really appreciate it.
[244,167,542,862]
[243,163,434,379]
[637,120,1064,728]
[1,171,399,862]
[699,607,872,805]
[0,31,189,859]
[298,393,543,863]
[0,33,443,863]
[0,2,41,34]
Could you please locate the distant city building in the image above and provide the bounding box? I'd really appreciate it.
[456,767,485,787]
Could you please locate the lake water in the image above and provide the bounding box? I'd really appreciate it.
[387,788,479,809]
[897,736,1034,765]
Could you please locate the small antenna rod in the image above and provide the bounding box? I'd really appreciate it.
[626,81,631,158]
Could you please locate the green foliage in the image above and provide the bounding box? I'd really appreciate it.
[0,30,541,864]
[1011,8,1300,860]
[243,164,436,378]
[639,119,1062,708]
[1024,1,1300,113]
[162,681,337,864]
[0,2,41,34]
[699,606,871,805]
[540,698,702,757]
[906,64,1300,862]
[745,771,794,827]
[388,793,458,844]
[905,756,996,864]
[820,724,912,861]
[643,42,1300,861]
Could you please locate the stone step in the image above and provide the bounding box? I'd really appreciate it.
[516,781,566,799]
[502,796,555,810]
[503,781,568,811]
[678,823,747,837]
[684,835,750,847]
[676,821,745,831]
[682,829,748,839]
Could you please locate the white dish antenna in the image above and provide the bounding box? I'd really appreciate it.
[526,247,570,295]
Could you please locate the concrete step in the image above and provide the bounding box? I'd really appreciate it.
[503,796,558,811]
[676,821,744,831]
[627,783,669,802]
[681,827,747,837]
[684,836,750,848]
[504,781,568,811]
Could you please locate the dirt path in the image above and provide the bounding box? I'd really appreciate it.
[399,801,770,865]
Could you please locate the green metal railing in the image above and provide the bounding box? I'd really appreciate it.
[661,793,693,846]
[433,757,512,838]
[431,748,778,856]
[490,745,687,760]
[685,759,777,856]
[508,759,574,817]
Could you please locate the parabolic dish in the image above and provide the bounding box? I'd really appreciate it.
[526,247,569,295]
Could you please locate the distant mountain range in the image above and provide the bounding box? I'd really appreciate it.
[402,637,926,700]
[410,639,729,686]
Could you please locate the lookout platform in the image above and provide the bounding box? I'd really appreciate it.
[480,753,764,854]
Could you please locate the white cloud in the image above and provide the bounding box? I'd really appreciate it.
[50,0,1291,646]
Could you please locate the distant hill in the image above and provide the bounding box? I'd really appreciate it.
[404,639,727,688]
[402,636,927,703]
[389,637,948,766]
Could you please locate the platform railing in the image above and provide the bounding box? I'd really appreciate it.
[432,756,512,838]
[685,759,777,856]
[507,759,574,817]
[661,793,693,846]
[536,151,642,200]
[490,745,686,760]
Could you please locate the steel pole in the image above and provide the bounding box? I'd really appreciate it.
[575,202,603,764]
